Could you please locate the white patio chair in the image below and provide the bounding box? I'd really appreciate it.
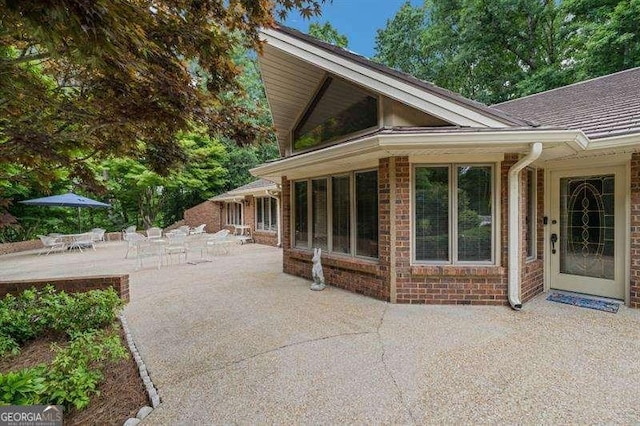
[164,232,188,265]
[205,230,236,256]
[37,235,67,256]
[68,232,96,252]
[189,224,206,235]
[122,225,136,240]
[91,228,106,242]
[124,231,145,259]
[135,238,162,270]
[146,227,163,240]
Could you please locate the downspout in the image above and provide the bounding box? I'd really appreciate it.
[508,142,543,310]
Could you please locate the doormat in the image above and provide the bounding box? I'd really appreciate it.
[546,292,620,313]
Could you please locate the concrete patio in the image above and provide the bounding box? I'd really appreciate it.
[1,241,639,424]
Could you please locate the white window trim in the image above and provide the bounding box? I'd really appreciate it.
[225,202,243,226]
[411,163,499,266]
[291,168,379,259]
[255,196,277,232]
[526,168,537,262]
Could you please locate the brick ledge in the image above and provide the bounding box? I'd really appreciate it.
[410,265,506,277]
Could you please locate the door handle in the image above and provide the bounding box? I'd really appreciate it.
[551,233,558,254]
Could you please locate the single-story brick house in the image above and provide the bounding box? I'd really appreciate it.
[184,178,281,247]
[250,25,640,309]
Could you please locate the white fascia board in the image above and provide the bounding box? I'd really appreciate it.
[250,129,588,178]
[260,29,509,129]
[586,133,640,151]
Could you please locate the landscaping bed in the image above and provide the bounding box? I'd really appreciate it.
[0,287,148,424]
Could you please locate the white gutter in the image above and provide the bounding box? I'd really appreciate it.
[508,142,543,310]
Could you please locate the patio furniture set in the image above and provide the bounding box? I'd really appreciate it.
[122,225,246,270]
[37,228,106,255]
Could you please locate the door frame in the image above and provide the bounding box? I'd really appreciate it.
[543,154,631,305]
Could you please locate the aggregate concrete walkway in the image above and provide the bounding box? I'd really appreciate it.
[1,242,639,424]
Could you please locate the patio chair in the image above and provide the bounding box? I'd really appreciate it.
[37,235,67,256]
[124,231,146,259]
[146,227,163,240]
[190,224,206,235]
[164,232,188,265]
[122,225,137,240]
[205,230,235,256]
[68,232,96,252]
[91,228,106,242]
[135,237,162,270]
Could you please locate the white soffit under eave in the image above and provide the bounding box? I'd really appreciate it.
[259,28,511,129]
[251,130,588,179]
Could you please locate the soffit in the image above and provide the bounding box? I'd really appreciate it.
[258,44,324,155]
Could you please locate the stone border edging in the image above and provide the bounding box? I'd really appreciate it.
[119,314,161,426]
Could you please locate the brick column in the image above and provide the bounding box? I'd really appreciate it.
[630,154,640,308]
[393,157,411,299]
[281,177,292,273]
[378,158,392,301]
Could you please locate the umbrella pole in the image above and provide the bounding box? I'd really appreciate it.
[78,207,81,232]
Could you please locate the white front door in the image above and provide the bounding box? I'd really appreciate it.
[549,166,626,299]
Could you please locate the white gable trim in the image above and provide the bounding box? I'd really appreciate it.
[260,29,511,129]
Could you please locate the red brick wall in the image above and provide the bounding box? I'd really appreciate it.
[279,155,547,307]
[184,200,223,234]
[630,153,640,308]
[0,275,130,303]
[0,239,43,256]
[521,168,545,303]
[281,175,388,300]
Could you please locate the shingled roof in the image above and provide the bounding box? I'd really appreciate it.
[210,179,278,201]
[493,67,640,139]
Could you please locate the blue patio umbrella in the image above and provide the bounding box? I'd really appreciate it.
[20,192,111,230]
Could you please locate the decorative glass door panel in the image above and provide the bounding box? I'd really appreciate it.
[559,175,615,280]
[550,168,625,300]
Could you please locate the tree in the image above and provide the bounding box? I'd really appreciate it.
[563,0,640,78]
[374,0,569,104]
[0,0,325,189]
[308,22,349,48]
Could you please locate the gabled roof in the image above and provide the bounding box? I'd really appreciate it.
[210,179,279,202]
[493,67,640,139]
[258,25,533,154]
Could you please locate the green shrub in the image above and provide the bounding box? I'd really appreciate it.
[0,328,127,409]
[0,286,123,357]
[0,335,20,357]
[0,367,46,405]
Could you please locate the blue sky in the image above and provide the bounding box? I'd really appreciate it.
[283,0,423,58]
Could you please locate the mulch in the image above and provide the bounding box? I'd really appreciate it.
[0,324,149,425]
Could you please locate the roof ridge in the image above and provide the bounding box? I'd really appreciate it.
[494,66,640,106]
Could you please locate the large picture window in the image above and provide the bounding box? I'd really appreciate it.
[256,197,278,232]
[414,164,495,264]
[226,202,242,226]
[293,77,378,152]
[292,170,378,258]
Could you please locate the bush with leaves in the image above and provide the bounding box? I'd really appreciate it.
[0,286,123,358]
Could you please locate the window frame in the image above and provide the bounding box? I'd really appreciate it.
[255,196,278,232]
[526,168,537,261]
[225,202,243,226]
[290,168,379,260]
[290,75,381,155]
[412,163,499,266]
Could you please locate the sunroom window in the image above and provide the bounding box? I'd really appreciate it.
[293,170,378,259]
[293,77,379,152]
[226,202,242,226]
[526,168,536,260]
[414,165,495,264]
[256,197,277,232]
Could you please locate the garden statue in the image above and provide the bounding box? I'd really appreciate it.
[311,248,326,291]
